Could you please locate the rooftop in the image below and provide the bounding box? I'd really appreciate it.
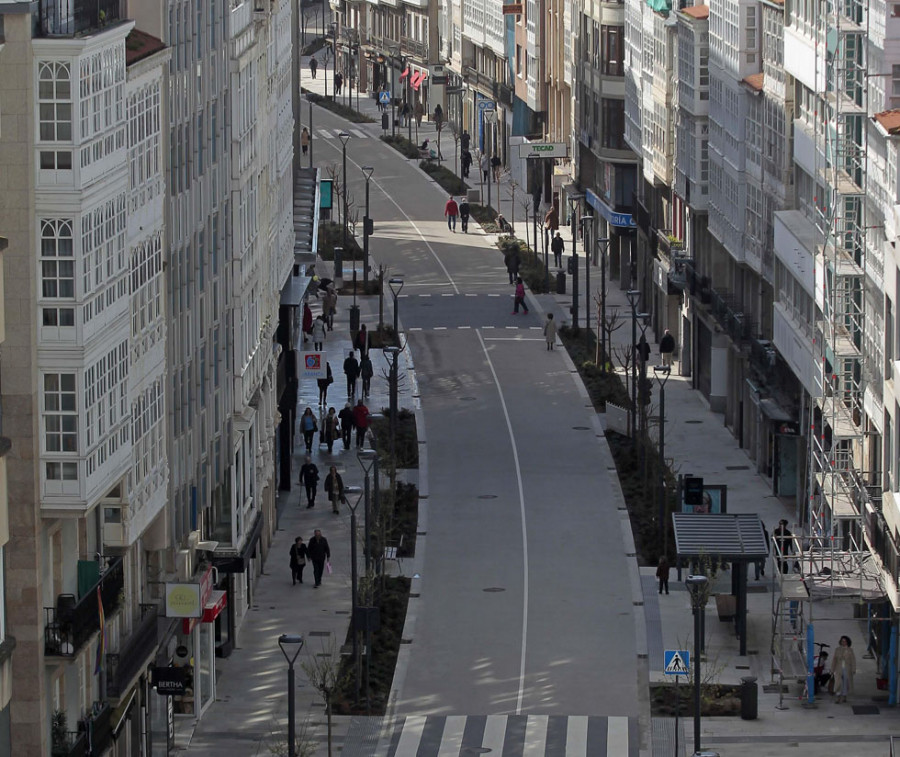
[125,29,166,66]
[680,4,710,18]
[742,72,765,91]
[874,109,900,135]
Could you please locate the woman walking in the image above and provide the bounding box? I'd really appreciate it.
[360,352,374,397]
[324,465,345,514]
[317,362,333,405]
[323,406,339,453]
[832,635,856,703]
[290,537,308,585]
[543,313,557,351]
[512,277,529,315]
[311,315,327,351]
[299,407,318,453]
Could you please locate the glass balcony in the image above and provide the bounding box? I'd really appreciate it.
[39,0,122,38]
[44,557,124,659]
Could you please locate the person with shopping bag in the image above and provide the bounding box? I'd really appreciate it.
[307,529,331,588]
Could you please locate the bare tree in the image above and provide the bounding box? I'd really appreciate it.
[596,302,625,370]
[300,638,347,757]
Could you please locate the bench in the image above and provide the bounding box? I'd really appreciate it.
[383,534,405,575]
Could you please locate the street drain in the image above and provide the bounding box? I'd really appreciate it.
[478,494,498,499]
[483,587,505,593]
[573,426,590,430]
[685,420,703,424]
[726,465,750,470]
[852,705,880,715]
[460,396,477,401]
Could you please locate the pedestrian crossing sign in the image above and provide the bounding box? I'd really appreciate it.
[379,91,391,104]
[664,650,690,676]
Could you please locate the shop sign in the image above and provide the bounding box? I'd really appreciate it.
[518,142,568,159]
[152,666,188,696]
[503,3,524,12]
[165,583,201,619]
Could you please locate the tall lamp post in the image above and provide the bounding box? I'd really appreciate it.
[339,132,356,329]
[597,237,611,371]
[389,47,400,138]
[329,23,337,98]
[581,214,594,334]
[383,346,401,467]
[277,634,305,757]
[568,194,583,330]
[686,575,709,756]
[343,485,363,702]
[358,449,377,574]
[388,276,404,337]
[484,108,497,211]
[361,166,374,290]
[307,92,315,167]
[653,365,671,546]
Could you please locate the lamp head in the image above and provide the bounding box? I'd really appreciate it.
[388,276,405,296]
[362,166,374,180]
[686,574,709,592]
[626,289,641,307]
[278,633,305,663]
[338,131,351,147]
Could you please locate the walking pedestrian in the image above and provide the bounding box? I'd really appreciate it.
[401,101,412,125]
[832,635,856,702]
[444,195,459,232]
[433,103,443,123]
[544,204,560,233]
[755,523,770,580]
[461,149,472,178]
[290,537,308,585]
[310,57,318,78]
[480,153,490,182]
[324,465,345,514]
[339,402,354,450]
[352,398,370,447]
[491,154,501,181]
[543,313,558,350]
[460,129,470,152]
[773,519,795,573]
[323,406,339,453]
[656,556,670,594]
[307,529,331,587]
[343,350,360,398]
[512,277,529,314]
[505,248,521,284]
[414,101,424,126]
[301,127,310,156]
[311,315,327,351]
[317,362,334,405]
[355,324,368,356]
[660,328,676,368]
[322,287,338,330]
[302,302,313,343]
[334,71,343,96]
[299,455,319,507]
[299,408,318,453]
[551,231,565,268]
[459,196,471,233]
[360,352,373,397]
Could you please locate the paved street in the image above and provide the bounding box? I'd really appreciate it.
[172,88,900,757]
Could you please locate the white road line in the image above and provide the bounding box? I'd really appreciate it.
[436,716,467,757]
[394,715,427,755]
[418,294,431,297]
[350,128,367,138]
[441,293,454,296]
[465,293,478,297]
[483,325,495,329]
[476,331,530,714]
[488,293,501,297]
[505,326,519,329]
[565,716,589,756]
[481,716,508,756]
[434,327,447,330]
[523,715,549,756]
[607,717,630,757]
[408,327,423,331]
[458,326,471,329]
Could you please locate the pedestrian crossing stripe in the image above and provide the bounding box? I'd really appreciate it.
[664,649,690,675]
[381,714,638,756]
[318,128,369,139]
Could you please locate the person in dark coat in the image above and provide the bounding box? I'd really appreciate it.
[309,57,318,78]
[355,324,368,356]
[460,130,471,152]
[755,523,770,579]
[656,556,671,594]
[505,249,521,285]
[512,277,529,314]
[302,303,313,342]
[307,529,331,587]
[338,402,354,450]
[317,362,333,405]
[459,197,471,233]
[551,232,565,268]
[352,399,370,448]
[298,454,319,508]
[343,350,360,398]
[360,353,374,397]
[660,329,676,368]
[290,537,308,585]
[773,519,795,573]
[323,407,339,453]
[324,465,344,514]
[461,149,472,178]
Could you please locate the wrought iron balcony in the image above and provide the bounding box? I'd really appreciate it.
[684,261,755,345]
[656,229,684,260]
[44,557,125,659]
[65,702,112,757]
[400,36,427,59]
[105,603,159,699]
[39,0,123,37]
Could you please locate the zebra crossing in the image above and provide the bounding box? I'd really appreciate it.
[381,714,638,756]
[317,127,371,140]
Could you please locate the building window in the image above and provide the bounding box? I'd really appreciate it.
[601,26,624,76]
[43,373,77,453]
[38,62,72,141]
[601,98,626,149]
[40,219,76,327]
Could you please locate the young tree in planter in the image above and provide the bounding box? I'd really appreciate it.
[300,638,344,757]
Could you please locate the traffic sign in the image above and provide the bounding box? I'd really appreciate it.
[477,100,496,113]
[379,91,391,105]
[664,650,690,676]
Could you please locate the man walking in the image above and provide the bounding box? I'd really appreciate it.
[551,231,565,268]
[352,398,370,448]
[307,529,331,588]
[444,195,459,232]
[459,196,471,233]
[299,455,319,508]
[339,402,354,450]
[660,329,676,368]
[343,350,360,398]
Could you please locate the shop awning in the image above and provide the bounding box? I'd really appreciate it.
[182,590,227,634]
[400,67,410,80]
[412,70,428,90]
[279,274,306,307]
[111,689,137,740]
[210,511,265,573]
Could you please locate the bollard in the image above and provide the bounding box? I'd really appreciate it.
[740,676,758,720]
[556,271,566,295]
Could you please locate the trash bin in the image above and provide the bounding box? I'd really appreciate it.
[740,675,758,720]
[556,271,566,295]
[381,113,389,131]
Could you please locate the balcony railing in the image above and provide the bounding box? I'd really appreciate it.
[400,36,427,59]
[65,702,112,757]
[685,261,756,345]
[44,557,125,659]
[40,0,122,37]
[106,603,159,699]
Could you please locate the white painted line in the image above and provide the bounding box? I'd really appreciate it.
[394,715,426,755]
[465,293,478,297]
[458,326,472,329]
[350,128,367,138]
[488,293,501,297]
[477,331,529,715]
[565,716,589,756]
[418,294,432,297]
[607,717,630,757]
[505,326,519,329]
[523,715,549,756]
[441,293,454,296]
[481,716,508,756]
[408,327,423,331]
[436,716,467,757]
[483,325,496,329]
[434,327,447,330]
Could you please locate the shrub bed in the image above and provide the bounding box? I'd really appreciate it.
[301,90,375,123]
[380,134,421,159]
[318,220,362,260]
[418,162,468,195]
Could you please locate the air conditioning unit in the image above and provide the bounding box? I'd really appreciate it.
[176,549,193,582]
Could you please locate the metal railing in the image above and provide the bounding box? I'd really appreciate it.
[105,603,159,698]
[40,0,122,37]
[44,557,125,658]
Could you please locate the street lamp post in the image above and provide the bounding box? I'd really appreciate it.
[358,449,377,574]
[626,289,642,440]
[389,48,399,138]
[686,575,710,756]
[329,23,337,98]
[653,365,671,546]
[339,132,357,329]
[581,215,594,334]
[277,634,305,757]
[568,194,584,330]
[484,108,497,211]
[388,276,404,338]
[597,237,611,371]
[383,346,401,466]
[361,166,374,290]
[344,484,363,702]
[307,93,314,167]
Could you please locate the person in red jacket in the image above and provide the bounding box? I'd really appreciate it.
[352,399,370,448]
[444,195,459,232]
